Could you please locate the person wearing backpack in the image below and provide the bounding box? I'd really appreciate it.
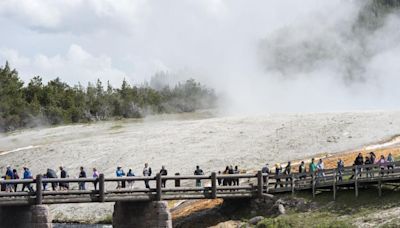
[298,161,307,180]
[5,166,14,192]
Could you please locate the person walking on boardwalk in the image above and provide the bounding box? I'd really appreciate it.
[284,161,292,187]
[194,165,204,187]
[233,166,240,186]
[377,155,387,177]
[222,166,229,186]
[387,153,395,174]
[59,166,69,190]
[298,161,306,180]
[369,152,377,177]
[364,156,373,178]
[159,166,168,188]
[274,163,283,189]
[78,167,87,190]
[12,169,19,192]
[217,171,222,186]
[93,168,99,190]
[228,166,234,186]
[309,158,317,176]
[22,167,34,192]
[126,169,135,189]
[369,152,376,164]
[116,166,126,189]
[143,163,152,188]
[5,165,14,192]
[262,163,270,183]
[46,168,58,191]
[337,159,344,181]
[355,153,364,177]
[317,159,325,181]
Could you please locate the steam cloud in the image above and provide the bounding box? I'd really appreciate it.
[217,0,400,113]
[1,0,400,114]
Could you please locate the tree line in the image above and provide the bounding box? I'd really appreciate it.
[0,62,217,132]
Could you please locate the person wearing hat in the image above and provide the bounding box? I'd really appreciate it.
[274,163,283,189]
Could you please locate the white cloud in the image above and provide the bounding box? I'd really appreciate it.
[0,0,63,29]
[0,44,127,86]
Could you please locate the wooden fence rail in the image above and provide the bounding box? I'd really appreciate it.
[0,161,400,206]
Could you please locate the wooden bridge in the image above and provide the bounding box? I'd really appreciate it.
[1,161,400,228]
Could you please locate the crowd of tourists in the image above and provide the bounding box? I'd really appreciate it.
[0,165,96,192]
[0,151,397,192]
[0,163,208,192]
[261,152,396,189]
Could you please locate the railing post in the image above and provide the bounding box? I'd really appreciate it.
[211,172,217,199]
[156,173,162,201]
[174,173,181,187]
[99,173,105,202]
[266,174,269,193]
[35,174,43,205]
[378,170,382,197]
[312,174,316,198]
[257,171,263,198]
[333,170,337,201]
[291,174,295,196]
[355,165,359,198]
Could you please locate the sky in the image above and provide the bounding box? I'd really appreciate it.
[1,0,400,113]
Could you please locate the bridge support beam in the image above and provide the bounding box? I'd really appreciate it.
[113,201,172,228]
[0,205,52,228]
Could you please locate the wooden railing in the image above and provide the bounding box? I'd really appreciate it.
[1,161,400,205]
[0,173,260,206]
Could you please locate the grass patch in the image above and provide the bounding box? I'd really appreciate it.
[296,185,400,214]
[97,214,113,224]
[256,212,353,228]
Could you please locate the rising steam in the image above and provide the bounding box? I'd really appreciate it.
[219,0,400,113]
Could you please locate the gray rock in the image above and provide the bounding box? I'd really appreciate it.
[275,199,285,205]
[249,216,265,225]
[278,204,286,215]
[263,193,275,199]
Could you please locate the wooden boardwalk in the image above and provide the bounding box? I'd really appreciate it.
[1,162,400,206]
